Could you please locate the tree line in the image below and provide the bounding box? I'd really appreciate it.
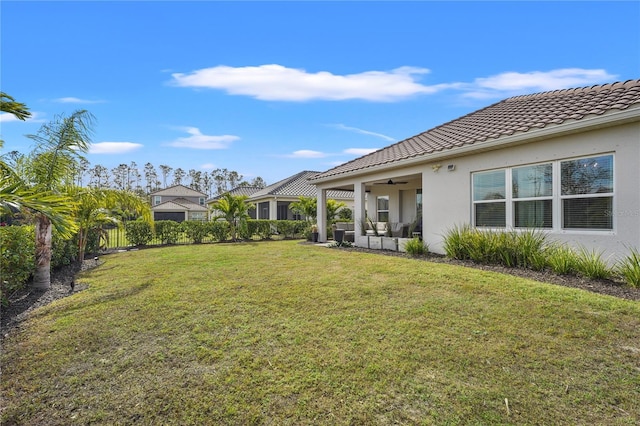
[83,162,266,197]
[4,155,267,199]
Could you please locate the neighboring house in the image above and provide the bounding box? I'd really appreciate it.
[248,170,354,220]
[150,184,208,222]
[207,186,263,219]
[310,79,640,260]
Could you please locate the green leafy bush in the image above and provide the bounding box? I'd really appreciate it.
[247,220,273,240]
[180,221,210,244]
[51,230,78,268]
[209,221,230,242]
[125,220,153,246]
[154,220,181,245]
[0,225,35,305]
[617,247,640,288]
[404,237,428,257]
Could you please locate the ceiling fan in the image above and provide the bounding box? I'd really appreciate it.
[374,179,408,185]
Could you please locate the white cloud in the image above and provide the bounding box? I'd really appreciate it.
[463,68,617,99]
[54,97,105,104]
[90,142,143,154]
[0,113,20,123]
[200,163,216,170]
[286,149,328,159]
[171,64,446,102]
[171,64,616,103]
[343,148,379,156]
[167,127,239,149]
[330,123,396,142]
[0,111,45,123]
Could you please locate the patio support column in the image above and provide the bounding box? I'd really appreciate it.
[354,181,366,237]
[269,198,278,221]
[316,187,327,242]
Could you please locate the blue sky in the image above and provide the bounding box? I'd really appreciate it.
[1,1,639,186]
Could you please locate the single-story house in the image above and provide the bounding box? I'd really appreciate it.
[207,185,263,219]
[248,170,354,220]
[309,79,640,260]
[150,184,209,222]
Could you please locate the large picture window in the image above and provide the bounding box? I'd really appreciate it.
[472,154,614,231]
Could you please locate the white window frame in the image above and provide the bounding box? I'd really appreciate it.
[512,162,554,229]
[154,195,161,205]
[472,169,506,228]
[471,153,615,233]
[377,195,389,223]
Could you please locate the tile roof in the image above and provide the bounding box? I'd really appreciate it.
[249,170,353,200]
[150,184,207,197]
[207,186,262,202]
[311,79,640,181]
[151,197,208,212]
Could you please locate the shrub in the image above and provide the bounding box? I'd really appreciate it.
[125,220,153,246]
[404,237,428,257]
[181,221,210,244]
[574,247,612,280]
[443,224,472,260]
[209,220,230,242]
[443,225,547,269]
[247,220,273,240]
[0,225,35,305]
[617,247,640,288]
[273,220,301,239]
[154,220,181,245]
[512,229,547,270]
[545,244,577,275]
[51,230,78,268]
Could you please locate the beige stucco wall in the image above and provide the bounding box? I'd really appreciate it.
[421,121,640,261]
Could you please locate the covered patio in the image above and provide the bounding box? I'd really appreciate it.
[313,169,425,252]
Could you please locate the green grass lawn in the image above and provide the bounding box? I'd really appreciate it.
[2,241,639,425]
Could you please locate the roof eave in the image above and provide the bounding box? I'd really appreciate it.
[311,107,640,184]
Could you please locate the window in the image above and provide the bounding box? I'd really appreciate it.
[512,163,553,228]
[473,170,506,227]
[199,197,205,206]
[189,211,207,221]
[416,189,423,217]
[154,195,161,205]
[377,196,389,223]
[471,154,614,231]
[561,155,613,229]
[258,202,269,219]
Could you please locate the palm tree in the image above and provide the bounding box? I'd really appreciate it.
[68,186,152,263]
[23,110,95,289]
[0,92,31,121]
[290,196,317,223]
[0,95,75,236]
[210,193,253,241]
[0,158,76,236]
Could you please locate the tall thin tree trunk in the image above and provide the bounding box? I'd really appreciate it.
[33,215,52,289]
